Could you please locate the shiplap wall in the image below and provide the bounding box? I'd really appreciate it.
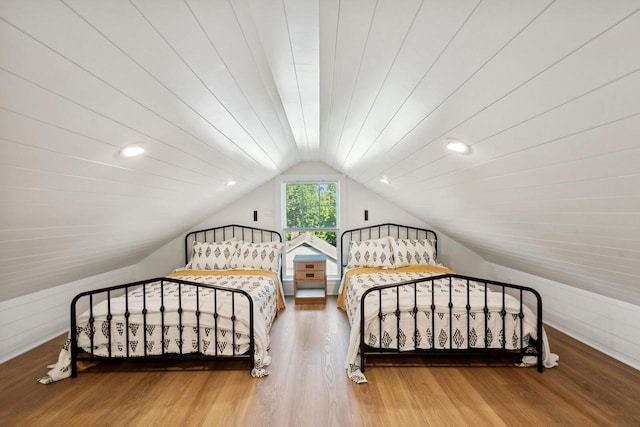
[0,265,136,363]
[135,162,489,295]
[4,161,637,369]
[2,0,639,369]
[488,263,640,370]
[2,0,639,314]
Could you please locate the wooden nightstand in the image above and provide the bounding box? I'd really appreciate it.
[293,254,327,304]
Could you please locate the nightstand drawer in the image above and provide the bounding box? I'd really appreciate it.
[295,260,325,271]
[294,270,325,280]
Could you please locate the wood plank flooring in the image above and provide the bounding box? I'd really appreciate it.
[1,297,639,426]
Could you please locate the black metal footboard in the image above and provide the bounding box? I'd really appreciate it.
[70,277,255,377]
[359,274,543,373]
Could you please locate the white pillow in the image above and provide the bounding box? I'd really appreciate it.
[231,241,284,272]
[346,240,394,269]
[390,238,437,267]
[186,240,238,270]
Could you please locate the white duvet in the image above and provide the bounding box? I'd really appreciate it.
[340,267,558,383]
[38,270,283,384]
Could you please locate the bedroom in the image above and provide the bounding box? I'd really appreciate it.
[1,0,640,425]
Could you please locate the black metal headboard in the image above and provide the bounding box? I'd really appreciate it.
[340,223,437,271]
[185,224,283,265]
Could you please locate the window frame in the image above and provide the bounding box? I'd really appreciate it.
[276,174,345,280]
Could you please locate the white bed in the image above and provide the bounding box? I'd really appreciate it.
[337,223,558,383]
[38,225,285,384]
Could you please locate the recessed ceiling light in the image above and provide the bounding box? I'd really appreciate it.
[226,178,237,187]
[120,144,145,158]
[379,176,390,184]
[445,139,470,154]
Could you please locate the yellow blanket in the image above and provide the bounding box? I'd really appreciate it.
[168,269,286,311]
[337,265,456,309]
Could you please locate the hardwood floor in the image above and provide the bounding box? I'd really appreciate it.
[1,296,639,426]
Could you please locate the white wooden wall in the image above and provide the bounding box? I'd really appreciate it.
[488,263,640,370]
[0,265,136,363]
[135,162,489,295]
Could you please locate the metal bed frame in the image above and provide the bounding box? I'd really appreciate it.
[340,223,543,373]
[70,224,282,377]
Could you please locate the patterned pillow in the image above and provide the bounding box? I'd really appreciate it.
[231,241,284,272]
[347,240,394,269]
[186,240,238,270]
[390,238,436,267]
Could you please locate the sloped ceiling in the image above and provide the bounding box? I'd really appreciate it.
[1,0,639,304]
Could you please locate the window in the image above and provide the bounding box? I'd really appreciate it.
[282,181,339,278]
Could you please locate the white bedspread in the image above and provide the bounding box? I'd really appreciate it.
[38,269,283,384]
[339,267,558,383]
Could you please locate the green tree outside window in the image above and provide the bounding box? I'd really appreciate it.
[285,183,337,246]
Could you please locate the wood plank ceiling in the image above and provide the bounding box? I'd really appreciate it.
[1,0,639,305]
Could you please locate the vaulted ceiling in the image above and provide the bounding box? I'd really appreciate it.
[1,0,639,304]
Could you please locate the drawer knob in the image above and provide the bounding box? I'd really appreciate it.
[305,264,314,268]
[306,273,314,278]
